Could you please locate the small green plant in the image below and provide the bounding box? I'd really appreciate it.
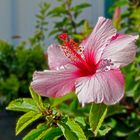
[48,0,92,41]
[29,2,50,48]
[7,87,120,139]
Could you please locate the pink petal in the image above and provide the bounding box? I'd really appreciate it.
[82,17,117,63]
[101,35,139,68]
[47,44,70,70]
[76,69,124,105]
[31,69,77,98]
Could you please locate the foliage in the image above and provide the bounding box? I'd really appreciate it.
[89,104,108,136]
[0,2,50,109]
[0,40,47,109]
[121,0,140,33]
[7,87,121,139]
[29,2,50,48]
[7,86,140,139]
[47,0,92,42]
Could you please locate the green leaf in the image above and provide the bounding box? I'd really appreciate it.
[105,118,117,129]
[73,34,83,40]
[66,118,87,140]
[58,122,78,140]
[16,111,42,135]
[41,127,62,140]
[113,120,132,137]
[58,118,87,140]
[127,127,140,140]
[29,86,44,111]
[74,117,86,128]
[76,20,85,27]
[107,104,126,117]
[69,97,79,111]
[89,104,108,136]
[96,125,112,137]
[48,4,67,17]
[49,92,76,107]
[6,98,39,112]
[72,3,91,12]
[36,14,45,20]
[48,29,59,37]
[23,123,48,140]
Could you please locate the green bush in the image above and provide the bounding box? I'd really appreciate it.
[0,41,47,108]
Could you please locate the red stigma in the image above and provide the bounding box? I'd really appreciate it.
[58,33,68,41]
[58,33,85,63]
[58,33,97,76]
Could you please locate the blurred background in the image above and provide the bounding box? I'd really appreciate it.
[0,0,106,46]
[0,0,140,140]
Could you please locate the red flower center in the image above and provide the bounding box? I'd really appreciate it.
[58,33,97,77]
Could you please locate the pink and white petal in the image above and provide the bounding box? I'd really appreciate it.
[31,69,78,98]
[83,17,117,63]
[101,35,139,68]
[76,69,124,105]
[47,44,70,70]
[76,76,104,106]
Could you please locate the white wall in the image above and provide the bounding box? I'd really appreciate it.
[0,0,104,45]
[0,0,11,42]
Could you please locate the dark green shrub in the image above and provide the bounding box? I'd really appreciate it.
[0,41,47,108]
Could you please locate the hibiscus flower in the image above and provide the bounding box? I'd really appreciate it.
[31,17,138,106]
